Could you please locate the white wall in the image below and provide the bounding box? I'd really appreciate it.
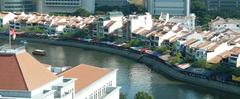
[75,69,118,99]
[2,12,15,25]
[102,87,120,99]
[158,31,176,46]
[237,55,240,67]
[130,14,153,32]
[207,43,234,61]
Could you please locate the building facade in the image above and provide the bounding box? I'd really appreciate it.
[37,0,95,14]
[206,0,240,11]
[144,0,190,16]
[0,47,120,99]
[0,0,34,12]
[96,0,128,7]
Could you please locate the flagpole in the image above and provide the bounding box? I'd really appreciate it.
[9,28,11,49]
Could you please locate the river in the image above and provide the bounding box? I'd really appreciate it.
[2,40,240,99]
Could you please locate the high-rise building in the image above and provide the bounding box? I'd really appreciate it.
[37,0,95,14]
[144,0,190,16]
[206,0,240,11]
[96,0,128,7]
[0,0,34,12]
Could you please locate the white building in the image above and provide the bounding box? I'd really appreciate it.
[144,0,190,16]
[0,47,120,99]
[209,17,240,33]
[37,0,95,14]
[0,12,15,26]
[59,64,120,99]
[0,48,76,99]
[93,12,125,37]
[159,13,196,31]
[128,13,153,33]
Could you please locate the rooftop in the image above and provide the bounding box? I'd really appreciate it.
[58,64,110,93]
[0,48,57,91]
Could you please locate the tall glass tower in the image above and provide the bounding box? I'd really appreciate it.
[0,0,34,12]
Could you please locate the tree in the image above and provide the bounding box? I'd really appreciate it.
[128,39,142,47]
[154,45,170,55]
[192,58,217,70]
[120,92,127,99]
[214,65,234,74]
[72,8,91,17]
[61,32,75,39]
[134,91,153,99]
[171,52,182,64]
[233,68,240,77]
[191,0,207,12]
[0,24,9,32]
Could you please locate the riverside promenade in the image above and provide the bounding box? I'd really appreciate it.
[1,36,240,95]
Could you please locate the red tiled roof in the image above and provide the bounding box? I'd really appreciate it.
[0,51,57,91]
[59,64,110,93]
[104,21,116,29]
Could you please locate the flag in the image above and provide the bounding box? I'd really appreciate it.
[9,28,16,40]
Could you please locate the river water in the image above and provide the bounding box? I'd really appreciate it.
[2,40,240,99]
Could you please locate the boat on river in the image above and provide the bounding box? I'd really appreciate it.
[32,49,46,56]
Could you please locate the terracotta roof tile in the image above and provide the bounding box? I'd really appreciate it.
[0,50,57,91]
[208,56,222,64]
[59,64,110,93]
[104,21,116,29]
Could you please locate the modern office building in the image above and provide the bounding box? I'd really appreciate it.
[144,0,190,16]
[206,0,240,11]
[0,0,34,12]
[37,0,95,14]
[96,0,128,7]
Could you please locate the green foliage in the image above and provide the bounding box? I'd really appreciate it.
[233,68,240,77]
[95,6,129,15]
[154,45,170,54]
[134,91,153,99]
[120,92,127,99]
[171,52,182,64]
[62,32,75,39]
[101,36,117,42]
[214,65,234,74]
[192,58,217,70]
[95,11,106,15]
[20,27,45,33]
[129,4,145,14]
[128,39,142,47]
[0,25,9,32]
[72,8,91,17]
[191,0,240,29]
[95,4,145,15]
[191,0,207,11]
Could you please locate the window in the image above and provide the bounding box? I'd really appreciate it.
[89,94,93,99]
[98,88,101,98]
[94,91,97,99]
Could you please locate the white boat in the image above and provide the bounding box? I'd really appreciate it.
[32,49,46,56]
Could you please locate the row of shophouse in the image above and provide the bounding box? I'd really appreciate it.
[0,11,196,45]
[178,17,240,68]
[2,11,240,68]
